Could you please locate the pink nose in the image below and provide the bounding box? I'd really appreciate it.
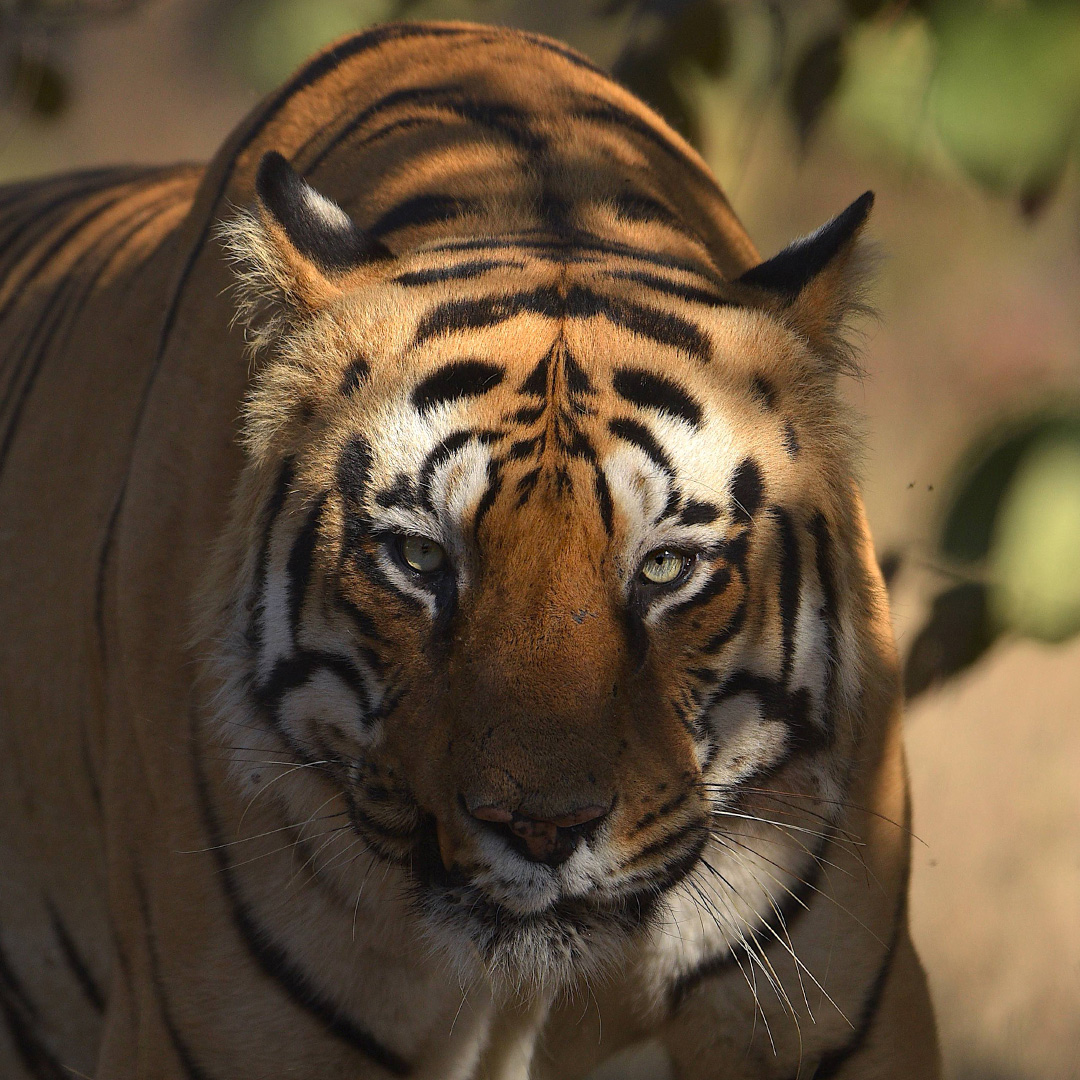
[469,803,610,866]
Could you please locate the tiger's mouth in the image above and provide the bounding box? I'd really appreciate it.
[405,814,708,985]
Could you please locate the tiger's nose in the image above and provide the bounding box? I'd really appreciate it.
[468,802,610,867]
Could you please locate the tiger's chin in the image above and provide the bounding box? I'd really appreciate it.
[413,880,658,998]
[405,823,698,998]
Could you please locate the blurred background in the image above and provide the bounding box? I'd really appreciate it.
[2,0,1077,1075]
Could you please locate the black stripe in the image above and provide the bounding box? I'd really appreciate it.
[411,359,504,413]
[575,100,723,194]
[425,232,720,277]
[571,285,712,363]
[413,283,712,362]
[811,510,839,738]
[702,594,747,654]
[45,903,105,1013]
[414,287,559,344]
[417,429,498,511]
[774,508,801,682]
[729,458,764,523]
[609,268,727,307]
[472,459,503,540]
[0,934,68,1080]
[608,417,674,475]
[339,357,369,395]
[286,493,328,638]
[593,465,615,536]
[519,350,551,397]
[257,651,372,720]
[374,473,416,510]
[190,732,411,1075]
[750,374,778,409]
[247,460,294,650]
[368,194,480,242]
[668,565,732,621]
[132,871,221,1080]
[606,190,691,234]
[679,499,719,526]
[613,367,703,427]
[809,802,911,1079]
[392,259,522,286]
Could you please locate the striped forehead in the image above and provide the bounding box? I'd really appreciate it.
[351,263,788,548]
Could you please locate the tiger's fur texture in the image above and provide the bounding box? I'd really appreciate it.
[0,22,939,1079]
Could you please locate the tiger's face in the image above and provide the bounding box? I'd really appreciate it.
[216,154,870,993]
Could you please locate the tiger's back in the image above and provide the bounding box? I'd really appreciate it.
[0,23,937,1080]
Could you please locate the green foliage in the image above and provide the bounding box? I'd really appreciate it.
[930,4,1080,199]
[990,431,1080,642]
[905,411,1080,696]
[610,0,732,146]
[221,0,394,91]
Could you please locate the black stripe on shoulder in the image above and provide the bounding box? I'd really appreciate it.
[613,367,703,428]
[0,932,69,1080]
[45,902,105,1013]
[132,870,223,1080]
[411,359,504,413]
[190,735,410,1075]
[786,799,912,1080]
[575,100,721,193]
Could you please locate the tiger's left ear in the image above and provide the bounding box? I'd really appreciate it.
[222,151,390,343]
[732,192,874,369]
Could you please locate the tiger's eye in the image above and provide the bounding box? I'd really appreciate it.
[399,535,447,573]
[639,548,689,585]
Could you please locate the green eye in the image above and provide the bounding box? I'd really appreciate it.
[398,535,447,574]
[639,548,690,586]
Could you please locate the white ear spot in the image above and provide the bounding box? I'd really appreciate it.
[299,183,353,234]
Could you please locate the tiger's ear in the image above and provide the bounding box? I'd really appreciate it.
[732,192,874,371]
[221,151,390,341]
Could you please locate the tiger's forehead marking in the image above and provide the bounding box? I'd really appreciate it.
[321,246,814,568]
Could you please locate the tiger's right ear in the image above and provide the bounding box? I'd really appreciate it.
[221,151,390,340]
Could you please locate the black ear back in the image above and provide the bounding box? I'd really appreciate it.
[735,191,874,299]
[254,151,390,273]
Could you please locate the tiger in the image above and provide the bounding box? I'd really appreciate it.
[0,20,940,1080]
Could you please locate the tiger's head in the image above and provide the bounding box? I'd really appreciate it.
[211,150,875,995]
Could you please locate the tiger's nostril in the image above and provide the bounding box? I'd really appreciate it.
[468,802,610,866]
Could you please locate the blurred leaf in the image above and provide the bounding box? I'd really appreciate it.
[787,29,844,146]
[223,0,393,92]
[878,549,902,592]
[665,0,731,77]
[840,0,890,19]
[931,6,1080,195]
[989,434,1080,643]
[903,582,998,699]
[613,47,700,146]
[831,14,935,160]
[941,415,1080,565]
[11,54,68,118]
